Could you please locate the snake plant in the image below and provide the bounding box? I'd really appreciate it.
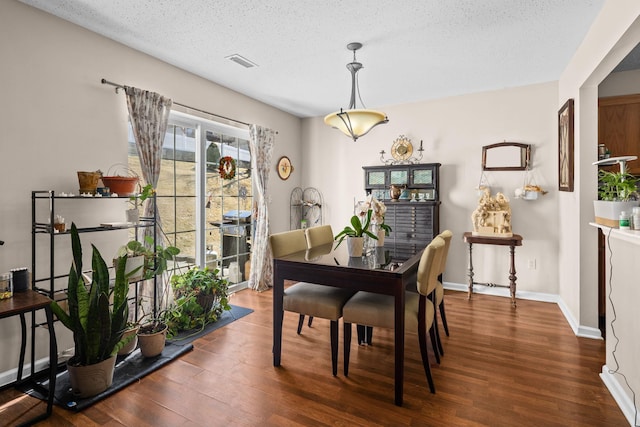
[50,223,131,365]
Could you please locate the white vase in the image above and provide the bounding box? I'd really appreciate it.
[376,229,385,246]
[346,237,364,257]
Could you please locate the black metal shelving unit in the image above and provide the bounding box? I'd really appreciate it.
[30,190,158,369]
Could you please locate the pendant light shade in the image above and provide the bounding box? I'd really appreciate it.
[324,43,388,141]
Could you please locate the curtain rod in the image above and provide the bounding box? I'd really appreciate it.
[101,78,251,127]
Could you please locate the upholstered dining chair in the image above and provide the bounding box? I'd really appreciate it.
[299,225,336,328]
[432,230,453,357]
[304,224,334,248]
[341,236,445,393]
[270,229,355,376]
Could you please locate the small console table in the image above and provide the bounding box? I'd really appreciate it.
[463,232,523,307]
[0,290,57,425]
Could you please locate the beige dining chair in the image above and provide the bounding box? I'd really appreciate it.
[270,229,355,376]
[299,224,336,328]
[304,224,334,248]
[432,230,453,357]
[342,236,445,393]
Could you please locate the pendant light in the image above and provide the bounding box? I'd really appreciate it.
[324,42,388,141]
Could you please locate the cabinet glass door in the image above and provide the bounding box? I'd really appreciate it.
[366,170,386,188]
[412,168,433,185]
[389,170,408,185]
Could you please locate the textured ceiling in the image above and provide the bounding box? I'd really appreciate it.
[19,0,607,118]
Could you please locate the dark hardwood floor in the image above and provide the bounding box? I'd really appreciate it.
[1,289,628,426]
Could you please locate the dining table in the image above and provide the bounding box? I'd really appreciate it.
[272,242,423,406]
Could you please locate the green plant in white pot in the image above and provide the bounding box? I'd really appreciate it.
[594,169,639,227]
[49,223,132,398]
[334,210,378,257]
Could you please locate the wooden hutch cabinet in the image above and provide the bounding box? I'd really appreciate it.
[363,163,441,260]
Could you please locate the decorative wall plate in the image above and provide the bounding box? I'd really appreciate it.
[277,156,293,180]
[391,136,413,161]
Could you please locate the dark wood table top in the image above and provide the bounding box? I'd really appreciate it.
[0,290,52,319]
[463,231,523,246]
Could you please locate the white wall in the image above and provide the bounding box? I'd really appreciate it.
[302,82,560,294]
[598,230,640,427]
[0,0,300,378]
[559,1,640,424]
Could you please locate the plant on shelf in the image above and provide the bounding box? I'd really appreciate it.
[126,183,155,223]
[597,169,639,201]
[594,169,640,227]
[116,235,180,281]
[166,266,232,338]
[49,223,133,398]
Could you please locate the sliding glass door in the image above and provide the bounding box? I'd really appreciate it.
[128,111,252,293]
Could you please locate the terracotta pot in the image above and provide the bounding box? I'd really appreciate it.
[101,176,139,196]
[137,323,168,358]
[67,356,116,398]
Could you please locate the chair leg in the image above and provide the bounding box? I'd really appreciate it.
[429,322,440,365]
[418,318,436,393]
[433,311,444,358]
[297,314,305,334]
[308,316,314,327]
[344,322,352,376]
[439,302,450,336]
[356,325,374,345]
[330,320,339,376]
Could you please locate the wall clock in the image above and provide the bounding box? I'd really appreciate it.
[391,136,413,161]
[277,156,293,180]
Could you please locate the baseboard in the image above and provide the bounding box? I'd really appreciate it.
[600,365,638,426]
[443,282,603,340]
[556,297,603,340]
[443,281,558,303]
[0,356,51,388]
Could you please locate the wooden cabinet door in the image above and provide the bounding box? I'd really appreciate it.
[599,94,640,175]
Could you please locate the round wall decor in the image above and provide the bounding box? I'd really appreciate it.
[277,156,293,180]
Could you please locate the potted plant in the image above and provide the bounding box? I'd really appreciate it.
[166,266,232,337]
[334,209,378,257]
[115,235,180,282]
[49,223,133,398]
[117,322,140,355]
[126,183,155,223]
[101,165,140,197]
[136,315,169,358]
[594,169,639,227]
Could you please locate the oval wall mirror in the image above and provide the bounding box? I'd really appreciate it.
[482,142,531,171]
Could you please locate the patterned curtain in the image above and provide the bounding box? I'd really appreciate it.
[248,125,275,291]
[125,87,172,311]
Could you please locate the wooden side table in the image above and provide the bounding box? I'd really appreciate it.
[463,232,523,307]
[0,290,57,425]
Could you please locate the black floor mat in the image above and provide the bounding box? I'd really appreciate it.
[21,305,253,411]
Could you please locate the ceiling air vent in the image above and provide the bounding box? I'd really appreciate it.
[226,54,258,68]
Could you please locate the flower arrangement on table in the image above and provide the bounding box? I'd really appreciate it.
[356,195,392,236]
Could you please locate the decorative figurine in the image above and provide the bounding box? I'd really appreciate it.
[471,187,513,237]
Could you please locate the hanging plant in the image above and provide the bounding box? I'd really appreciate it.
[218,156,236,180]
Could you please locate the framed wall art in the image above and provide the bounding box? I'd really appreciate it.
[558,99,574,192]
